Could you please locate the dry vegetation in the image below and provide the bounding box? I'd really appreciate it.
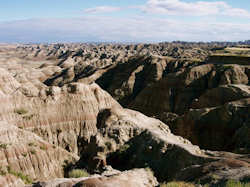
[68,169,89,178]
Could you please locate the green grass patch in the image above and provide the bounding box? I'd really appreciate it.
[14,108,28,115]
[30,149,36,155]
[68,169,89,178]
[7,166,32,184]
[28,142,36,147]
[160,182,196,187]
[0,143,8,149]
[0,166,7,176]
[118,144,130,154]
[39,145,48,151]
[160,180,250,187]
[223,180,250,187]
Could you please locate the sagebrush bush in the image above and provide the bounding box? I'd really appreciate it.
[68,169,89,178]
[160,182,195,187]
[224,180,250,187]
[30,149,36,155]
[0,143,8,149]
[14,108,28,115]
[160,180,250,187]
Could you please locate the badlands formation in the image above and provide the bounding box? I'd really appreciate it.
[0,43,249,187]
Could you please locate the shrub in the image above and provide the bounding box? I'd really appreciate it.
[15,172,32,184]
[0,166,6,176]
[68,169,89,178]
[40,145,47,151]
[118,144,130,154]
[160,182,195,187]
[14,108,28,115]
[0,143,8,149]
[30,149,36,155]
[7,166,32,184]
[28,142,36,147]
[224,180,250,187]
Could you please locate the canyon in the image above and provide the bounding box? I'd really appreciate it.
[0,43,249,187]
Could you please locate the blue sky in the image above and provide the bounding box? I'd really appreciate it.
[0,0,250,43]
[0,0,143,21]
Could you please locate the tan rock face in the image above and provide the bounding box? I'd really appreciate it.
[219,65,249,85]
[0,68,21,95]
[0,121,77,185]
[43,54,204,107]
[3,83,120,155]
[176,152,250,184]
[127,63,250,153]
[0,63,122,185]
[131,64,249,115]
[95,56,202,106]
[81,107,215,182]
[29,169,158,187]
[130,64,215,115]
[0,175,25,187]
[169,99,250,152]
[87,106,250,183]
[0,50,123,185]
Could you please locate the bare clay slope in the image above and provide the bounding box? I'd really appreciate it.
[0,44,249,186]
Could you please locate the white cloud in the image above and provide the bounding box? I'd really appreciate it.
[0,16,250,43]
[222,7,250,18]
[142,0,250,18]
[84,6,121,14]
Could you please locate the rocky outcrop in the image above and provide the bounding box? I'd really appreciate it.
[219,64,249,85]
[169,99,250,152]
[44,67,75,87]
[0,52,61,98]
[131,64,249,115]
[130,64,215,115]
[95,55,172,105]
[126,63,249,152]
[0,68,21,96]
[28,168,158,187]
[191,84,250,109]
[0,121,78,185]
[94,56,203,106]
[44,54,204,106]
[14,43,209,64]
[0,175,25,187]
[0,82,121,155]
[79,107,250,183]
[176,152,250,184]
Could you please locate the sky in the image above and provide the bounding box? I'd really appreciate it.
[0,0,250,43]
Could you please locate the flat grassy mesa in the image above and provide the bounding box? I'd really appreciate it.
[212,46,250,55]
[208,46,250,65]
